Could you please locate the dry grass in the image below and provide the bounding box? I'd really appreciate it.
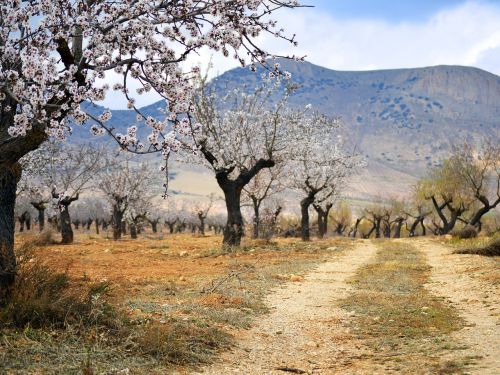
[2,231,351,373]
[340,241,468,373]
[1,243,118,330]
[454,237,500,257]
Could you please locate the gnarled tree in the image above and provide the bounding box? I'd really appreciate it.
[191,77,296,246]
[0,0,302,292]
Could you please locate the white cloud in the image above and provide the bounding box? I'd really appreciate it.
[260,0,500,73]
[98,1,500,109]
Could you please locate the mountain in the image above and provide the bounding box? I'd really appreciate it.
[72,60,500,202]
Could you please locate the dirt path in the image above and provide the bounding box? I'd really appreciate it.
[418,238,500,374]
[194,241,378,375]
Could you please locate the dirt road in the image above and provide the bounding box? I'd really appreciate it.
[420,238,500,374]
[194,239,499,375]
[194,240,378,375]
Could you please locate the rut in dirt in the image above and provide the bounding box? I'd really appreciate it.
[194,241,378,375]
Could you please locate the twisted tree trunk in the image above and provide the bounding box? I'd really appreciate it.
[0,162,21,294]
[112,205,124,240]
[31,202,46,232]
[300,193,315,241]
[220,181,244,246]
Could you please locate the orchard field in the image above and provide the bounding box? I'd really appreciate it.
[1,227,498,374]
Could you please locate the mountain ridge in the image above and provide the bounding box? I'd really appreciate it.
[74,60,500,200]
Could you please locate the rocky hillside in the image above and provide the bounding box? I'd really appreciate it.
[76,60,500,201]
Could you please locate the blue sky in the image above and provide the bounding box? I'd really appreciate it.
[311,0,470,22]
[102,0,500,108]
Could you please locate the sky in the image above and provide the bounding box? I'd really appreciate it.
[100,0,500,109]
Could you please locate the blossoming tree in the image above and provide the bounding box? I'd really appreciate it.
[190,76,295,246]
[288,113,359,241]
[0,0,303,288]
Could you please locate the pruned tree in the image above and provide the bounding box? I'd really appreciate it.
[48,144,103,243]
[97,153,153,240]
[364,203,391,239]
[243,160,286,238]
[73,197,110,235]
[194,194,215,236]
[330,202,352,237]
[190,76,296,246]
[405,188,431,237]
[348,216,364,238]
[446,141,500,231]
[14,196,34,232]
[0,0,303,294]
[387,199,406,238]
[417,161,471,234]
[126,196,151,240]
[313,201,333,239]
[289,112,359,241]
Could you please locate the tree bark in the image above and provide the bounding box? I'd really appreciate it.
[0,162,21,294]
[300,194,315,241]
[221,182,244,246]
[251,197,261,239]
[59,204,74,244]
[31,202,46,232]
[112,205,124,240]
[130,223,138,239]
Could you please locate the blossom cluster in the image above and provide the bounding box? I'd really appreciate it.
[1,0,301,156]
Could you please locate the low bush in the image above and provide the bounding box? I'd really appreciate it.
[136,320,231,365]
[451,226,478,239]
[33,227,58,246]
[454,237,500,257]
[0,243,119,330]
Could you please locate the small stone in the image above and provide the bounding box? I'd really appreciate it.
[179,250,188,257]
[306,341,319,348]
[290,275,303,282]
[179,276,186,281]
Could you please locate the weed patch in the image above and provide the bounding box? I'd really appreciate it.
[340,241,466,373]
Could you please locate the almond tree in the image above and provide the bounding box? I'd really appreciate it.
[14,196,33,232]
[194,194,215,236]
[243,163,285,238]
[330,202,352,236]
[0,0,303,291]
[49,144,103,243]
[190,77,296,246]
[73,197,110,235]
[447,141,500,231]
[417,161,471,235]
[289,113,359,241]
[96,154,153,240]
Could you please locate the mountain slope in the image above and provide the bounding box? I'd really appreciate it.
[74,61,500,201]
